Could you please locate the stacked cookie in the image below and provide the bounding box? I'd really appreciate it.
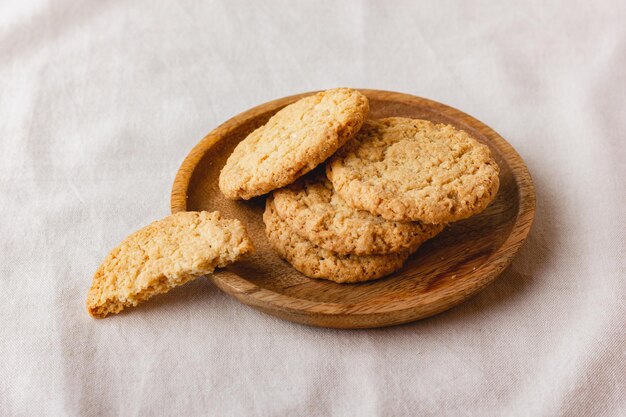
[219,88,500,283]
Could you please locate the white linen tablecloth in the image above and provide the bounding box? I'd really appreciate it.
[1,1,624,415]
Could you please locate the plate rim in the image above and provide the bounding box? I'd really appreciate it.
[171,89,536,327]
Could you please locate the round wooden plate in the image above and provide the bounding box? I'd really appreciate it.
[171,90,535,329]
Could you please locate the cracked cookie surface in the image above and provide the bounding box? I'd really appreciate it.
[87,211,254,318]
[272,169,445,255]
[219,88,369,200]
[326,118,500,223]
[264,196,409,283]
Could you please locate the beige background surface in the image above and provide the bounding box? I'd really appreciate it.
[1,1,624,416]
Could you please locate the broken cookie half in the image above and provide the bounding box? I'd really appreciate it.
[86,211,254,318]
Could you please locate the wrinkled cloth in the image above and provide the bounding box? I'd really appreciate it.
[1,1,624,416]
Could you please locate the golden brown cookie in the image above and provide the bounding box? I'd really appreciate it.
[272,169,445,255]
[327,118,500,223]
[264,196,409,283]
[219,88,369,200]
[86,211,254,318]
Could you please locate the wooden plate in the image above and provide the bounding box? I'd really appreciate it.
[171,90,535,329]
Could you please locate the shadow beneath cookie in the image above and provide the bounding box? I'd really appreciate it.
[371,173,557,333]
[115,276,217,317]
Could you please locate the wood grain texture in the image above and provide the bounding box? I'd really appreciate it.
[171,90,536,329]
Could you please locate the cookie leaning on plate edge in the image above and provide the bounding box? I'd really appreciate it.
[86,211,254,318]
